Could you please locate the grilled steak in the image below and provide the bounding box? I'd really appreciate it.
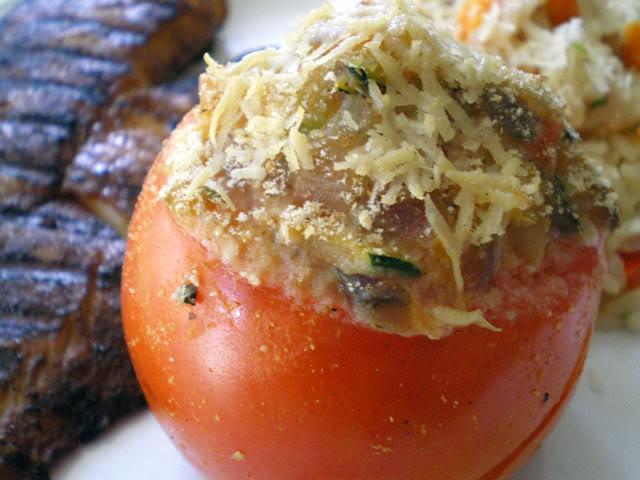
[0,202,139,479]
[0,0,225,211]
[0,80,199,477]
[0,0,226,476]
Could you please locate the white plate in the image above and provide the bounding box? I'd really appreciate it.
[52,1,640,478]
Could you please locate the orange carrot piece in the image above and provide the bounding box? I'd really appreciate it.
[622,22,640,71]
[547,0,580,26]
[457,0,494,41]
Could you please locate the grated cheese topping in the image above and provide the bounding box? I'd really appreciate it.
[161,0,615,339]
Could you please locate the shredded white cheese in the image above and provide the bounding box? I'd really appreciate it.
[160,0,608,339]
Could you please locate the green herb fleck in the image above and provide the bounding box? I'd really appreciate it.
[551,176,580,234]
[347,66,369,87]
[369,254,422,277]
[336,65,369,96]
[590,95,609,109]
[337,65,379,96]
[572,42,589,57]
[175,282,198,306]
[334,62,387,97]
[200,186,223,203]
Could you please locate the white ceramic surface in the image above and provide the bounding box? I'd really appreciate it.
[49,0,640,478]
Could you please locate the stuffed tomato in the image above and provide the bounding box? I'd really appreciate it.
[123,2,617,479]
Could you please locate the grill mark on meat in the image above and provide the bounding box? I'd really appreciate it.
[9,1,177,34]
[1,46,126,64]
[0,78,106,122]
[1,18,148,58]
[0,202,141,468]
[0,122,71,171]
[0,49,130,90]
[0,112,79,130]
[9,14,153,36]
[8,201,123,237]
[0,163,59,211]
[0,316,62,346]
[0,120,73,170]
[0,265,88,318]
[0,206,124,276]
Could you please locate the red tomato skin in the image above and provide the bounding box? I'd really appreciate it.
[123,135,603,480]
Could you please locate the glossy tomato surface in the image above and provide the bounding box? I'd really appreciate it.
[123,130,604,480]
